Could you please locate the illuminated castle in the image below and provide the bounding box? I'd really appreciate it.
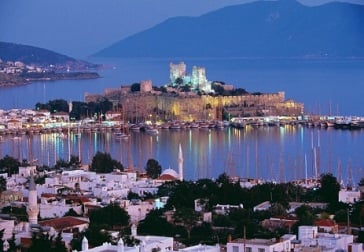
[169,62,212,93]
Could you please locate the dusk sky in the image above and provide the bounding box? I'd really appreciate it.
[1,0,363,58]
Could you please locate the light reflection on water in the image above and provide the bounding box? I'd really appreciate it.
[0,125,363,182]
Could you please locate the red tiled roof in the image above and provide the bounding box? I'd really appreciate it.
[85,204,101,209]
[41,193,57,198]
[64,195,92,203]
[314,219,337,227]
[39,216,88,230]
[20,237,32,248]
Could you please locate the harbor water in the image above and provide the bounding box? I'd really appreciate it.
[0,58,364,182]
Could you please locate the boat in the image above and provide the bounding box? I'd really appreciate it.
[114,131,129,140]
[145,126,159,135]
[130,124,141,131]
[170,122,181,130]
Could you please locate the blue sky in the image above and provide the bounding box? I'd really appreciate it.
[0,0,362,58]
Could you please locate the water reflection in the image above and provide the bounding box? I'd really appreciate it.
[0,126,363,183]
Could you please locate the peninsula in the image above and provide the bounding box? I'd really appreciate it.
[0,41,100,87]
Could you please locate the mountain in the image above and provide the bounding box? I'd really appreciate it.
[95,0,364,58]
[0,41,98,69]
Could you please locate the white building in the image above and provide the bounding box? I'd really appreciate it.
[227,234,296,252]
[0,219,15,240]
[298,226,354,252]
[339,189,360,203]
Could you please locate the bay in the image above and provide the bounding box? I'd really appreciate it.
[0,57,363,182]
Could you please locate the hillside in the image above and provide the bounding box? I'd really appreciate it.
[0,41,98,70]
[95,0,364,58]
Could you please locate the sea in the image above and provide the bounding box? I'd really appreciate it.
[0,57,364,183]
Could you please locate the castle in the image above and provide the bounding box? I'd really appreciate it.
[85,62,304,122]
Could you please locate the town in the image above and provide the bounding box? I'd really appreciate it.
[0,153,362,252]
[0,58,99,87]
[0,62,363,252]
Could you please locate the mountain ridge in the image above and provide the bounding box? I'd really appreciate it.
[95,0,364,58]
[0,41,99,70]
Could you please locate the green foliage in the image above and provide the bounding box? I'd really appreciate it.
[2,205,27,222]
[127,191,140,201]
[138,209,175,236]
[35,99,68,113]
[53,232,68,252]
[319,173,340,203]
[0,155,20,176]
[90,151,124,173]
[173,207,200,241]
[293,205,315,231]
[131,83,140,92]
[53,155,81,171]
[89,202,130,229]
[190,222,214,244]
[175,77,183,86]
[70,233,83,252]
[36,98,113,121]
[0,177,6,193]
[350,201,364,226]
[86,203,130,247]
[28,232,66,252]
[54,159,69,170]
[64,208,81,217]
[84,227,111,248]
[8,232,17,252]
[145,159,162,179]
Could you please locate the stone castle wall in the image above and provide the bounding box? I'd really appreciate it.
[85,90,303,122]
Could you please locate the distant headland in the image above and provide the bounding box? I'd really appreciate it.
[0,41,100,87]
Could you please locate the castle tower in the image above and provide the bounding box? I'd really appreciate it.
[178,143,183,181]
[27,172,39,225]
[169,62,186,84]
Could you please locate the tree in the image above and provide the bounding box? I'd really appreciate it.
[294,205,315,226]
[0,155,20,176]
[28,232,53,252]
[175,77,183,86]
[131,83,140,92]
[145,159,162,179]
[64,208,81,217]
[138,209,175,237]
[173,207,200,241]
[0,177,6,193]
[69,155,81,168]
[54,159,69,170]
[319,173,340,204]
[53,232,68,252]
[89,202,130,230]
[90,151,124,173]
[8,232,17,252]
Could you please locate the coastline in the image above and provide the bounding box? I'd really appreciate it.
[0,71,100,88]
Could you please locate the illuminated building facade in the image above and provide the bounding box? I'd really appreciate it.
[169,62,212,93]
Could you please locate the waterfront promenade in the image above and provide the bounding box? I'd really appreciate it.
[1,114,364,136]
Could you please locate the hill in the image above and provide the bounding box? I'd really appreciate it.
[0,41,98,70]
[95,0,364,58]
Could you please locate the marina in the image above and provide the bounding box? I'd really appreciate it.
[0,118,363,184]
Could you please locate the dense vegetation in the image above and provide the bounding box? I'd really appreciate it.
[35,98,113,121]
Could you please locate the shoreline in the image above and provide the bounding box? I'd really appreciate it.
[0,71,100,88]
